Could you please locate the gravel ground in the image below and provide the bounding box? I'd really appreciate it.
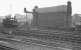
[0,34,81,50]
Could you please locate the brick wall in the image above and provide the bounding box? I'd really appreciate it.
[32,12,72,29]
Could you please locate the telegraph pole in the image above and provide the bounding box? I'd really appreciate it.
[24,7,30,31]
[24,8,27,24]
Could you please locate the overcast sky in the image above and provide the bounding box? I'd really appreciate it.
[0,0,80,16]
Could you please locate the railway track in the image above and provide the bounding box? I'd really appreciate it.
[0,36,73,50]
[0,28,81,50]
[9,29,81,44]
[0,45,18,50]
[0,28,81,44]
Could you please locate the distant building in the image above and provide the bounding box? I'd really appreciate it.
[32,1,72,29]
[73,14,81,26]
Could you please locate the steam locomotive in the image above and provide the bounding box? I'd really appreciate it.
[2,15,18,28]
